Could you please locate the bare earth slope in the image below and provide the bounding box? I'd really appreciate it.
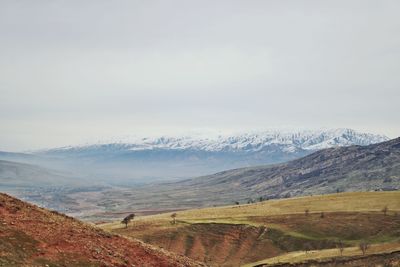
[0,193,205,267]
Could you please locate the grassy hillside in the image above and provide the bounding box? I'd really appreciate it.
[0,193,204,267]
[102,191,400,225]
[100,192,400,266]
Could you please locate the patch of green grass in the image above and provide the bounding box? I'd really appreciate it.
[368,234,400,243]
[266,227,338,252]
[0,227,39,264]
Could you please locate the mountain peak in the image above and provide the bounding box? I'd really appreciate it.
[52,128,388,153]
[28,128,389,183]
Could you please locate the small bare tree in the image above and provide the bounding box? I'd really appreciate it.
[171,212,177,224]
[336,240,344,256]
[247,198,255,204]
[304,243,313,254]
[359,241,369,255]
[382,206,388,216]
[121,213,135,228]
[304,209,310,216]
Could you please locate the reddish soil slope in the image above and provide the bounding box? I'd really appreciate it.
[133,223,282,266]
[0,193,205,267]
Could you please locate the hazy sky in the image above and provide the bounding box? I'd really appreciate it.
[1,0,399,151]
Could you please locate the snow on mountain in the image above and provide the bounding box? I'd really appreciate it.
[28,128,389,183]
[46,128,389,153]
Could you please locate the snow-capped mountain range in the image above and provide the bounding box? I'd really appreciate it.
[6,128,386,184]
[48,128,388,154]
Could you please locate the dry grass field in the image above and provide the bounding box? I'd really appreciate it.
[101,191,400,229]
[100,191,400,266]
[243,242,400,266]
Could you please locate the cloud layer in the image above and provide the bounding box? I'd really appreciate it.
[1,1,399,150]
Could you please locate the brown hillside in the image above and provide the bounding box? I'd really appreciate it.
[102,192,400,267]
[0,193,206,267]
[110,215,400,267]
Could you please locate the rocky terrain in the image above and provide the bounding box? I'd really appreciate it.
[0,193,205,267]
[186,135,400,199]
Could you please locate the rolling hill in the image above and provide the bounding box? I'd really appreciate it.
[79,136,400,220]
[0,160,113,216]
[100,191,400,267]
[0,160,81,188]
[0,193,204,267]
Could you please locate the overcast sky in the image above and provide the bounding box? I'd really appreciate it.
[1,0,399,151]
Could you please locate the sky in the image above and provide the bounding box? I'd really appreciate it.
[1,0,399,151]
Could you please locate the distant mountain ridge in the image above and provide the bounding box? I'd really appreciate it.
[190,136,400,199]
[0,132,396,220]
[0,128,389,184]
[43,128,388,153]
